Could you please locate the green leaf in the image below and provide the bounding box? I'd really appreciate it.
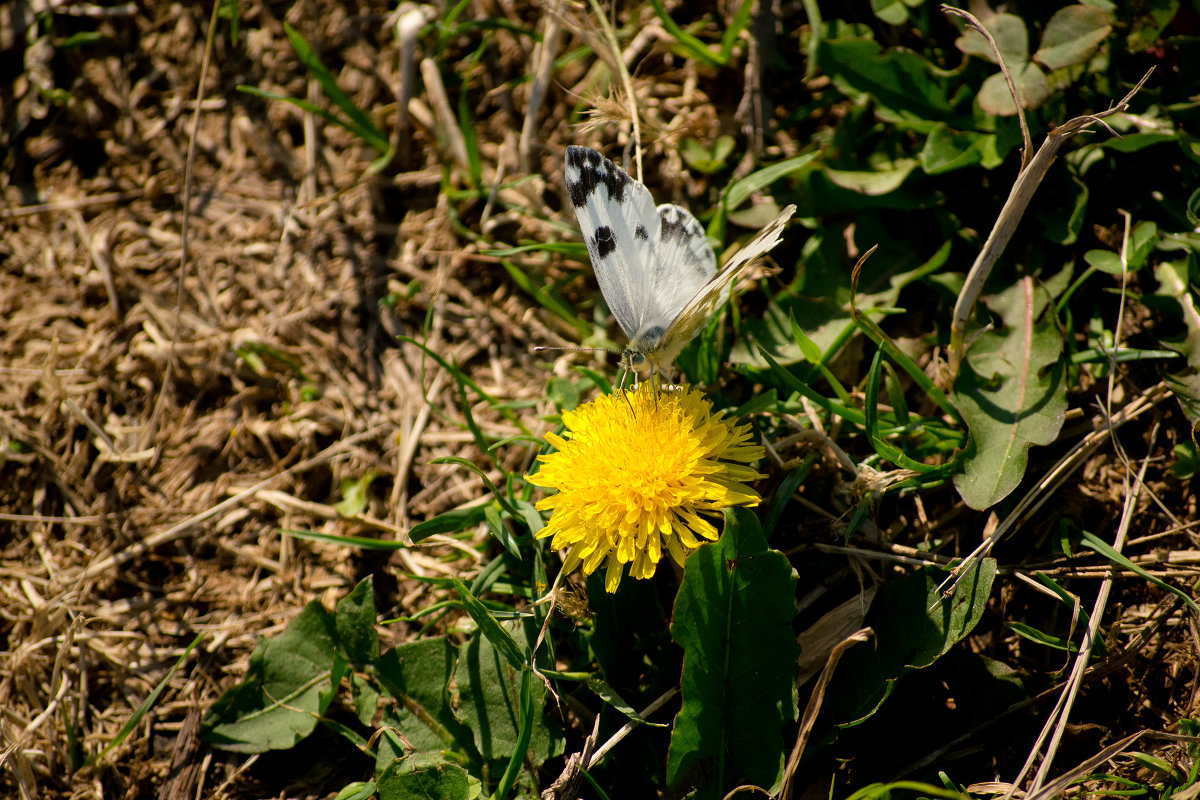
[373,637,466,757]
[452,578,526,671]
[920,123,1001,174]
[823,158,918,195]
[1034,5,1112,71]
[721,152,820,212]
[410,501,490,542]
[819,38,958,125]
[667,508,798,794]
[955,13,1029,66]
[336,577,379,666]
[978,63,1051,116]
[453,618,562,762]
[825,559,997,726]
[1124,0,1178,53]
[1080,530,1200,616]
[681,135,736,174]
[1154,260,1200,425]
[952,277,1068,510]
[377,753,472,800]
[334,470,383,517]
[871,0,910,26]
[90,634,206,765]
[1084,249,1125,275]
[202,602,340,752]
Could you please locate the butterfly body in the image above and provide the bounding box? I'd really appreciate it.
[563,145,794,382]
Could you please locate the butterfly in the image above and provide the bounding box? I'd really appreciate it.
[564,145,795,387]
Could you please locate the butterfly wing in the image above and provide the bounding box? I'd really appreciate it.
[642,204,717,331]
[648,204,797,368]
[563,146,660,340]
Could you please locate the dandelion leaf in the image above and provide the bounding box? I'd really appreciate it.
[952,276,1067,509]
[202,600,342,753]
[452,619,563,763]
[377,752,472,800]
[373,637,468,762]
[667,508,798,796]
[825,559,997,726]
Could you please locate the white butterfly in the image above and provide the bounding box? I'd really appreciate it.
[564,146,795,386]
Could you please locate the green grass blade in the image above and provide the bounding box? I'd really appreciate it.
[89,633,206,765]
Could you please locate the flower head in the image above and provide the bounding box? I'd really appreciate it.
[527,384,765,593]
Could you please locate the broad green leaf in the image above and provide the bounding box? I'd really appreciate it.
[1129,220,1159,270]
[1034,5,1112,71]
[823,158,918,195]
[202,602,340,753]
[1084,249,1125,275]
[453,619,563,762]
[373,637,465,758]
[820,38,960,126]
[955,13,1029,66]
[920,123,1001,174]
[336,577,379,666]
[377,753,472,800]
[978,63,1051,116]
[825,559,997,726]
[667,508,798,795]
[952,277,1068,510]
[871,0,910,26]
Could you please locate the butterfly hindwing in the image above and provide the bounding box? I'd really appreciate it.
[651,204,797,368]
[646,204,717,329]
[563,146,660,339]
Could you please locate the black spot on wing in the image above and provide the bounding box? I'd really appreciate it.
[658,205,714,279]
[635,224,648,240]
[592,225,616,258]
[565,146,630,208]
[659,206,690,241]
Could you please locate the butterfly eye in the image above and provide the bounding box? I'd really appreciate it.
[629,353,645,366]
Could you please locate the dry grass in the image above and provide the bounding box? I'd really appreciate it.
[0,2,559,796]
[2,2,1199,799]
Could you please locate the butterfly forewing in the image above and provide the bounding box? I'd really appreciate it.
[564,146,660,339]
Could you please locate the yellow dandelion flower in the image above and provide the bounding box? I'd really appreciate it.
[527,384,765,593]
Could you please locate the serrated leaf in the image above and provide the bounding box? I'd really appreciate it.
[825,559,997,725]
[952,277,1067,510]
[1034,5,1112,71]
[666,508,798,794]
[202,602,339,753]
